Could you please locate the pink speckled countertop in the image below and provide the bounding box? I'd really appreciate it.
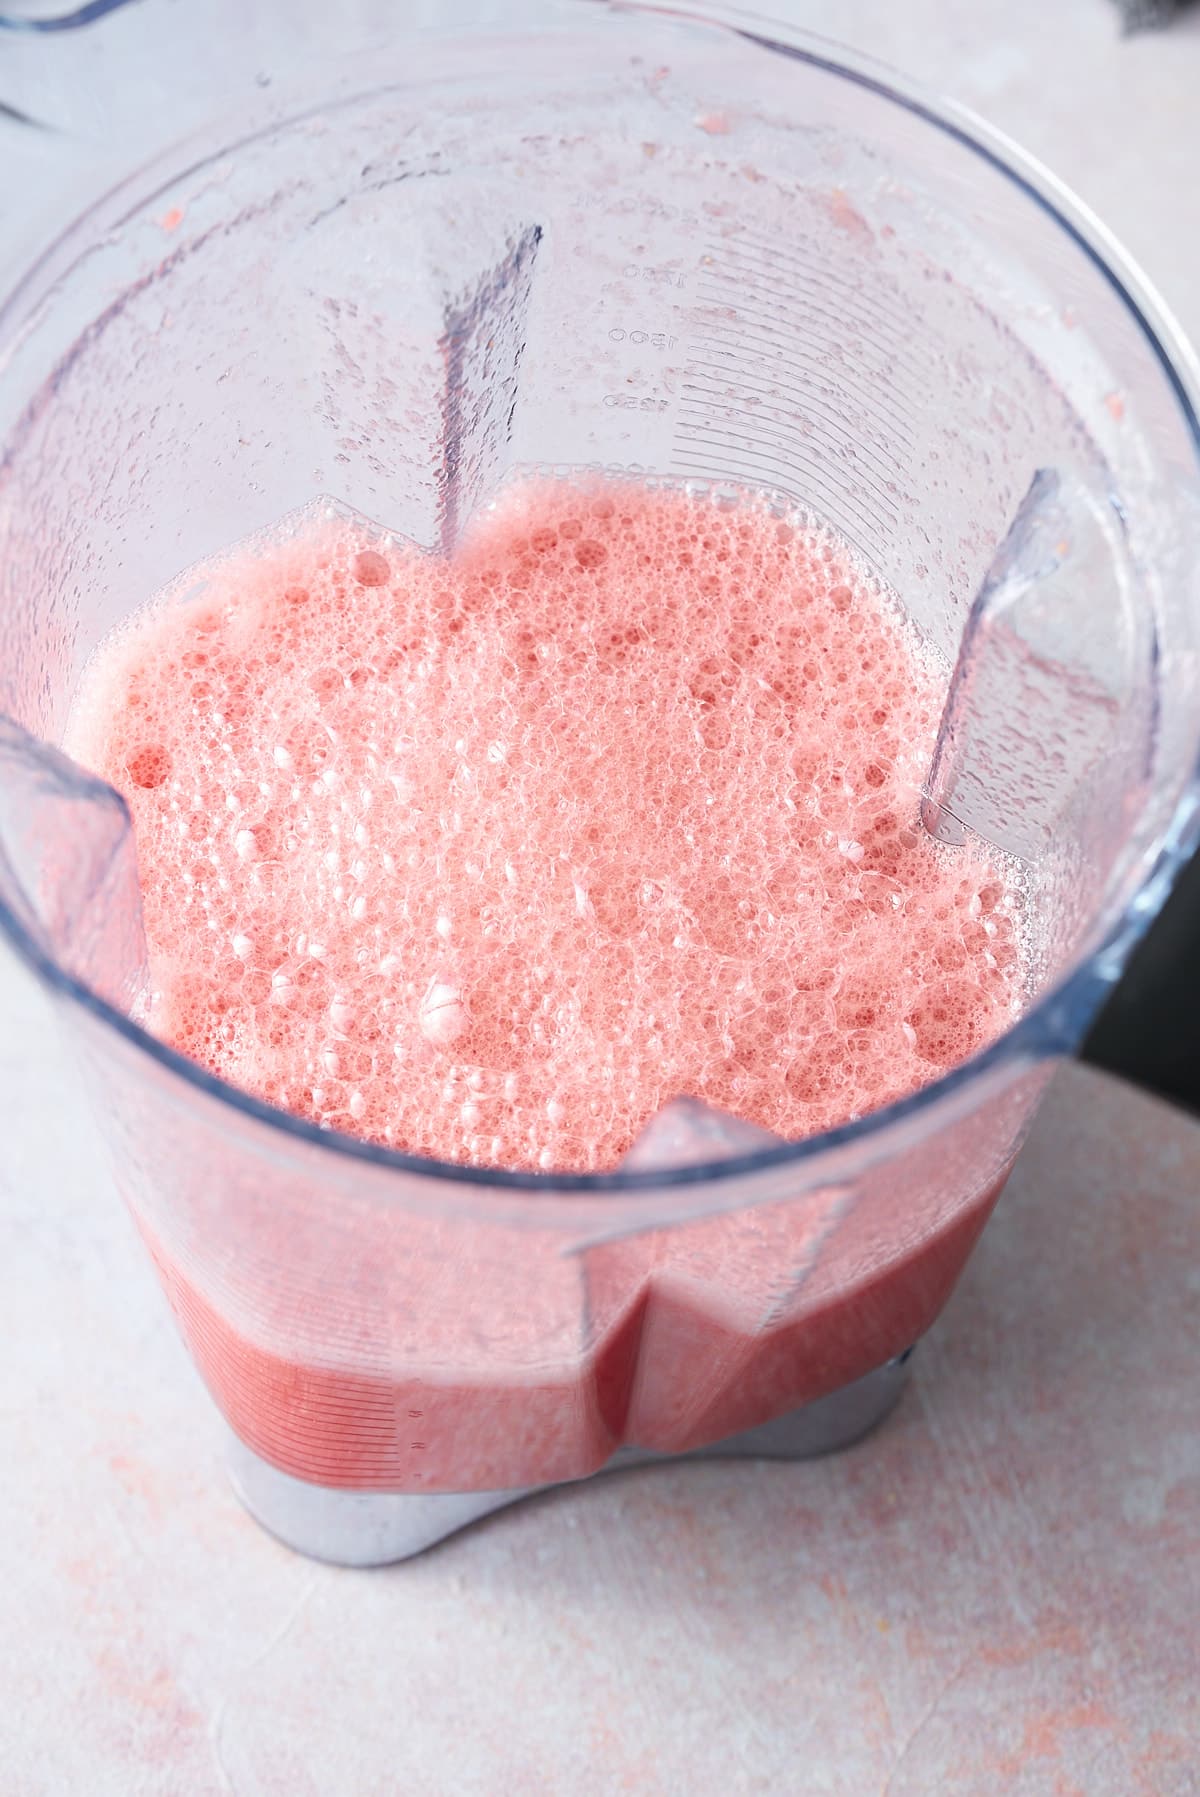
[2,3,1199,1793]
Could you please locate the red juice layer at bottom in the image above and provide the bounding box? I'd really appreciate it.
[140,1170,1007,1491]
[66,480,1022,1172]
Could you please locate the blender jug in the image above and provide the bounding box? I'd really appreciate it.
[1,5,1199,1565]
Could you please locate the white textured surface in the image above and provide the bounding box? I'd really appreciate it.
[2,3,1200,1792]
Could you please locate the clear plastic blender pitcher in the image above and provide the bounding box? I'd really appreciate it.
[1,3,1199,1564]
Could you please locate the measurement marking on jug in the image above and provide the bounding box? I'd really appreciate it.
[699,240,931,445]
[623,264,687,288]
[693,316,916,449]
[734,224,910,326]
[688,263,918,444]
[717,229,926,378]
[689,318,915,452]
[668,243,906,537]
[671,441,886,537]
[688,239,921,444]
[526,459,655,478]
[683,364,906,487]
[674,384,898,535]
[608,327,679,349]
[673,436,892,544]
[672,440,872,547]
[604,395,671,411]
[677,377,901,523]
[703,246,914,358]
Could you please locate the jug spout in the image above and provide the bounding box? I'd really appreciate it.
[0,714,146,1010]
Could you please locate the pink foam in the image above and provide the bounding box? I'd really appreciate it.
[66,480,1022,1172]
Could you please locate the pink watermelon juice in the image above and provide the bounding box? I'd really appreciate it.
[66,479,1023,1487]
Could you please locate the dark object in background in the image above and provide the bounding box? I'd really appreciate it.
[1081,846,1200,1122]
[1112,0,1186,29]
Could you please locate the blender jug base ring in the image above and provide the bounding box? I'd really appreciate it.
[225,1350,913,1567]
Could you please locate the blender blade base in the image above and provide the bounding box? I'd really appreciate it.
[226,1349,913,1567]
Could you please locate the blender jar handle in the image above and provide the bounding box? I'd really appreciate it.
[1079,844,1200,1118]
